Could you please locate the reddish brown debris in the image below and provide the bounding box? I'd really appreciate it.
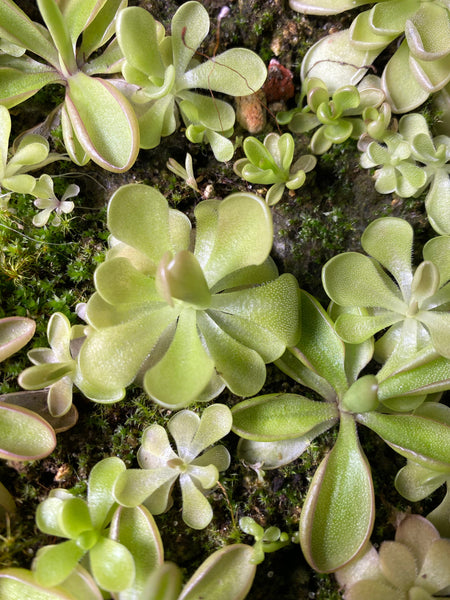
[263,58,295,103]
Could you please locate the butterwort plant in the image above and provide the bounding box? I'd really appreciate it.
[233,133,316,205]
[0,0,139,172]
[232,288,450,572]
[294,0,450,113]
[321,217,450,370]
[113,404,232,530]
[32,457,165,593]
[77,183,300,408]
[115,2,267,160]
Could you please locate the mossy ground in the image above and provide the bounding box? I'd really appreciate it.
[0,1,445,598]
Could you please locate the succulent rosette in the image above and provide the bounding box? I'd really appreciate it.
[78,183,300,408]
[294,0,450,113]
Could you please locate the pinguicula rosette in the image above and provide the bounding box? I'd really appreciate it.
[77,183,301,409]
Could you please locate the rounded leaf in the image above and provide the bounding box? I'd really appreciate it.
[65,72,139,172]
[0,402,56,460]
[178,544,256,600]
[0,317,35,362]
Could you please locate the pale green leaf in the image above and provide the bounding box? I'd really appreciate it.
[107,184,172,267]
[178,544,256,600]
[65,71,139,172]
[94,257,160,305]
[113,468,177,508]
[299,413,374,572]
[109,505,164,600]
[171,1,210,79]
[322,252,406,312]
[180,48,266,97]
[361,217,413,296]
[0,402,56,460]
[179,473,213,529]
[0,316,35,362]
[78,307,179,396]
[191,404,233,456]
[88,457,126,529]
[237,420,334,469]
[382,39,429,113]
[34,542,85,588]
[116,6,164,79]
[143,308,215,409]
[210,273,300,347]
[0,1,58,65]
[90,537,135,592]
[201,192,273,288]
[231,393,338,441]
[197,312,266,397]
[357,411,450,471]
[300,29,380,91]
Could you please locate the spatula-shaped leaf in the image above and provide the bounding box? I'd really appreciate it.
[78,307,179,397]
[89,536,135,592]
[88,457,126,529]
[143,308,215,409]
[34,542,86,588]
[201,192,273,288]
[361,218,414,296]
[382,40,429,113]
[0,1,58,65]
[107,184,172,266]
[178,544,256,600]
[0,566,103,600]
[300,413,374,572]
[171,1,210,79]
[0,316,35,362]
[300,29,379,91]
[322,252,405,312]
[65,71,139,172]
[357,411,450,471]
[110,505,164,600]
[197,312,266,397]
[232,393,338,441]
[0,403,56,460]
[237,420,335,469]
[210,273,300,347]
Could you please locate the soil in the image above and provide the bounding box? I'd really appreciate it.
[0,1,444,599]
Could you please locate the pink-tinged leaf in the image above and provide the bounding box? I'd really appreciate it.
[0,316,35,362]
[0,402,56,460]
[65,71,139,172]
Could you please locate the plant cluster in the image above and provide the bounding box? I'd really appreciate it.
[0,1,449,599]
[292,0,450,113]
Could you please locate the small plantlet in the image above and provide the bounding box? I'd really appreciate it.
[239,516,292,564]
[32,175,79,227]
[34,457,135,592]
[233,133,316,205]
[113,404,232,529]
[322,217,450,366]
[166,153,199,192]
[18,312,82,417]
[277,76,384,154]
